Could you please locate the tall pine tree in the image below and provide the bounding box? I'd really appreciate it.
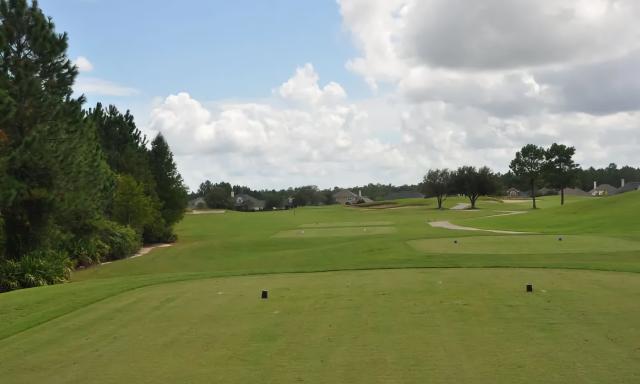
[0,0,112,259]
[149,133,188,234]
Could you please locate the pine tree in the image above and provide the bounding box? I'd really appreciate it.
[1,0,78,256]
[0,0,112,258]
[149,133,188,231]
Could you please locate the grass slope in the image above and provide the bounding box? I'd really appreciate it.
[1,194,639,383]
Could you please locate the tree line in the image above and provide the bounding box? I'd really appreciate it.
[0,1,187,291]
[193,181,426,210]
[422,143,640,210]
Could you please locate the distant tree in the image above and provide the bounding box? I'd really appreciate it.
[204,185,232,209]
[544,143,579,205]
[293,186,319,206]
[198,180,214,197]
[510,144,546,209]
[149,134,188,227]
[451,166,498,209]
[422,169,451,209]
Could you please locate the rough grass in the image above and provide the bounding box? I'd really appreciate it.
[1,193,639,383]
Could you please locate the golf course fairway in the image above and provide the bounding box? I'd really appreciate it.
[1,193,640,383]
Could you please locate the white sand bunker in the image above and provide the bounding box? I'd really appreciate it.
[188,210,226,215]
[428,221,534,234]
[101,243,173,265]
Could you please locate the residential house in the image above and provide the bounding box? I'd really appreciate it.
[234,194,266,211]
[589,182,618,196]
[333,189,366,205]
[617,179,640,194]
[563,187,591,197]
[505,187,527,198]
[537,187,558,196]
[188,197,207,210]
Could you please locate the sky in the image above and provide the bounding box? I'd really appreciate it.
[40,0,640,191]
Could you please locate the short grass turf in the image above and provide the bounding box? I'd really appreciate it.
[273,226,397,238]
[409,235,640,254]
[1,193,640,383]
[2,269,640,384]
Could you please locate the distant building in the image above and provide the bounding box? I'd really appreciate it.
[505,187,527,198]
[563,187,591,197]
[590,182,618,196]
[333,189,368,205]
[188,197,207,210]
[384,191,425,200]
[234,194,266,211]
[537,187,558,196]
[617,180,640,194]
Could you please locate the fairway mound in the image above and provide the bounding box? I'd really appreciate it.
[409,235,640,254]
[428,220,533,234]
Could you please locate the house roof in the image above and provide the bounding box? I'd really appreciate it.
[618,181,640,194]
[333,189,358,198]
[235,194,265,207]
[563,187,591,196]
[590,184,618,195]
[506,187,520,192]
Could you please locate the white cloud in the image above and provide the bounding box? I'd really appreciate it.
[338,0,640,117]
[74,56,94,72]
[276,63,347,106]
[74,77,139,97]
[145,64,640,191]
[143,2,640,190]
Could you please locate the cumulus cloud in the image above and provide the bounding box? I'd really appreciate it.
[276,63,347,106]
[147,65,414,188]
[74,56,94,72]
[339,0,640,117]
[144,2,640,189]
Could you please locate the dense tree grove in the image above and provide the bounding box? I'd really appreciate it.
[0,0,187,291]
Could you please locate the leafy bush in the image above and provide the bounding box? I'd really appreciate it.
[97,220,141,261]
[0,250,71,292]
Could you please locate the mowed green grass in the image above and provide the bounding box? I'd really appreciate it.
[2,269,640,384]
[273,226,397,238]
[409,235,640,254]
[1,192,640,383]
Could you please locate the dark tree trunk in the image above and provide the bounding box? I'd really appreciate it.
[437,195,443,209]
[561,187,565,205]
[470,194,478,209]
[531,179,537,209]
